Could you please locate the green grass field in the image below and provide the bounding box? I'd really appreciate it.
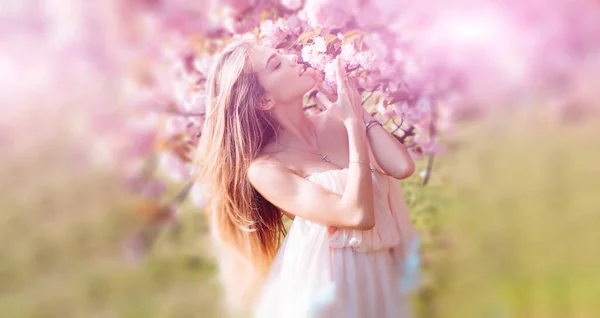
[1,111,598,317]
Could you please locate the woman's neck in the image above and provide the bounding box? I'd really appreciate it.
[271,98,315,149]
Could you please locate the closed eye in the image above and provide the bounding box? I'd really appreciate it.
[274,61,282,70]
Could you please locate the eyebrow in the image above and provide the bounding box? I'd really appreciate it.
[265,53,277,70]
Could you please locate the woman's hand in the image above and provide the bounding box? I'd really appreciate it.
[315,56,363,124]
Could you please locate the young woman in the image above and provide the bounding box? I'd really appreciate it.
[194,37,420,318]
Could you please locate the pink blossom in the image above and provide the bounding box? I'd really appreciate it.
[260,15,305,48]
[312,36,327,53]
[357,71,381,91]
[281,0,304,11]
[354,0,402,29]
[140,180,167,199]
[191,182,210,208]
[322,59,338,93]
[126,128,157,158]
[302,0,358,29]
[276,15,303,35]
[376,100,387,116]
[181,92,205,113]
[357,51,377,70]
[364,34,389,60]
[260,19,286,48]
[403,58,420,81]
[392,48,406,63]
[376,99,397,118]
[414,134,445,155]
[221,0,255,17]
[173,81,203,113]
[185,118,203,137]
[437,95,458,135]
[353,3,381,29]
[379,62,406,92]
[394,98,432,125]
[340,43,359,67]
[159,152,192,181]
[164,117,187,136]
[360,33,391,74]
[301,36,333,70]
[222,14,258,34]
[394,102,411,121]
[143,0,211,36]
[260,19,279,38]
[416,97,432,116]
[193,54,214,75]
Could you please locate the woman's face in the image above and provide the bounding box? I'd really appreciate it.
[249,45,318,106]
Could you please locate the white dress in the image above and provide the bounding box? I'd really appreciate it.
[253,166,421,318]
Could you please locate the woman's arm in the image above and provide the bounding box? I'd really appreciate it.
[248,149,375,230]
[313,81,414,180]
[342,116,375,228]
[362,108,415,179]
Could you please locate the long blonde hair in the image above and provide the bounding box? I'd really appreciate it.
[193,38,286,314]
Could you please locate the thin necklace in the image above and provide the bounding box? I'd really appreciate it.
[276,120,332,163]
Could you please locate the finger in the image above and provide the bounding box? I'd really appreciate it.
[353,78,362,104]
[315,92,333,109]
[347,75,355,93]
[335,56,348,89]
[347,76,359,104]
[335,56,348,95]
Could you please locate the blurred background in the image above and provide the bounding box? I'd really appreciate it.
[1,0,599,317]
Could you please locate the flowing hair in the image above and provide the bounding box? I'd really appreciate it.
[193,38,286,314]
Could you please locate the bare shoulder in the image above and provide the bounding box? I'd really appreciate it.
[246,157,305,219]
[247,155,297,185]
